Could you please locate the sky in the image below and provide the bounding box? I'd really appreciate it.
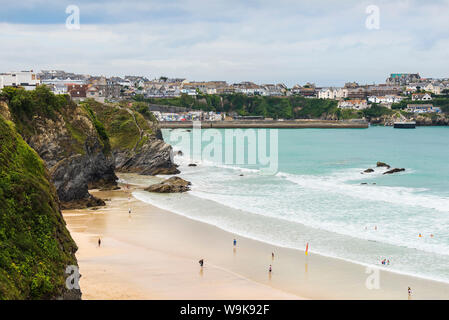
[1,0,449,86]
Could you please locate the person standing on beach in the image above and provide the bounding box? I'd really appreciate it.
[98,238,101,247]
[269,265,272,273]
[272,252,275,260]
[199,259,204,267]
[233,239,237,247]
[128,208,131,215]
[408,287,412,298]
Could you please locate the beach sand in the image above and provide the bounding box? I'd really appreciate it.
[63,180,449,300]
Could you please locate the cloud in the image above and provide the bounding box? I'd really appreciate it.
[0,0,449,86]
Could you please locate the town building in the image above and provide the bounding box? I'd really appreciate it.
[411,93,432,101]
[367,95,403,105]
[338,99,369,110]
[67,84,88,101]
[0,70,40,90]
[386,73,421,85]
[318,87,348,99]
[406,104,441,113]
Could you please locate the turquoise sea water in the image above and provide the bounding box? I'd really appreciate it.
[133,126,449,283]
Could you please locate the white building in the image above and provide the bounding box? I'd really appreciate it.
[411,93,432,101]
[318,87,348,99]
[0,70,40,90]
[367,95,403,104]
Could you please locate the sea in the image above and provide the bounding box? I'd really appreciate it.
[130,126,449,284]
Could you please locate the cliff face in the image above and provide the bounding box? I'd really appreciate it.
[369,112,449,126]
[85,100,179,175]
[0,114,80,299]
[2,87,117,209]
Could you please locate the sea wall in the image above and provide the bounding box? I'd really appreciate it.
[159,119,369,129]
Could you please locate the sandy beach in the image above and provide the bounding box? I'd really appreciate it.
[63,177,449,300]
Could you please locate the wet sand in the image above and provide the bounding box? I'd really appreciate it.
[63,181,449,300]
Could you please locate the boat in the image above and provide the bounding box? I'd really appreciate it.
[394,121,416,129]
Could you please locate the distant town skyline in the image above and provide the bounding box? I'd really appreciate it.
[1,0,449,87]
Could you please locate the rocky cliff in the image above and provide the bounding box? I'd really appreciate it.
[369,112,449,126]
[1,86,117,209]
[85,100,179,175]
[0,114,80,299]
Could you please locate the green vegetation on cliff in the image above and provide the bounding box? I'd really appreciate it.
[1,86,112,157]
[83,99,154,152]
[0,115,78,299]
[134,93,386,120]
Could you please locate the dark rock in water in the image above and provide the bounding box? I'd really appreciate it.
[188,163,197,167]
[372,183,377,185]
[239,174,244,176]
[383,168,405,175]
[376,161,391,169]
[361,183,368,185]
[177,150,183,156]
[145,176,191,193]
[364,168,374,173]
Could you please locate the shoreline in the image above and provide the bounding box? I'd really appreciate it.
[63,182,449,300]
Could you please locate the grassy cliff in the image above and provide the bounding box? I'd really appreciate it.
[82,99,154,153]
[0,115,78,299]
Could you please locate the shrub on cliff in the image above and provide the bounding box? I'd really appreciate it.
[0,115,78,299]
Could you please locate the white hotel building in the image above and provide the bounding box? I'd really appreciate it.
[0,70,40,90]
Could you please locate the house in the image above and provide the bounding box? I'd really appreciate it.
[367,95,403,105]
[411,93,432,101]
[0,70,40,90]
[66,84,88,101]
[406,104,441,113]
[318,87,348,99]
[41,78,86,95]
[347,87,367,99]
[366,85,401,96]
[86,86,105,103]
[232,82,263,95]
[424,83,443,95]
[338,99,368,110]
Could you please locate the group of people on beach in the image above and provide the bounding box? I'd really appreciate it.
[381,258,390,266]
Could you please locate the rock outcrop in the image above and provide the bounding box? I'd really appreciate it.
[3,87,117,208]
[114,138,180,175]
[363,168,374,173]
[383,168,405,175]
[85,100,179,175]
[376,161,391,169]
[145,176,191,193]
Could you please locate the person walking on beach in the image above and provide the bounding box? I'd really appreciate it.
[408,287,412,298]
[128,208,131,215]
[269,265,272,273]
[233,239,237,247]
[199,259,204,267]
[272,252,275,260]
[98,238,101,247]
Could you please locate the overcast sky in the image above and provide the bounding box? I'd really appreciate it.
[1,0,449,86]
